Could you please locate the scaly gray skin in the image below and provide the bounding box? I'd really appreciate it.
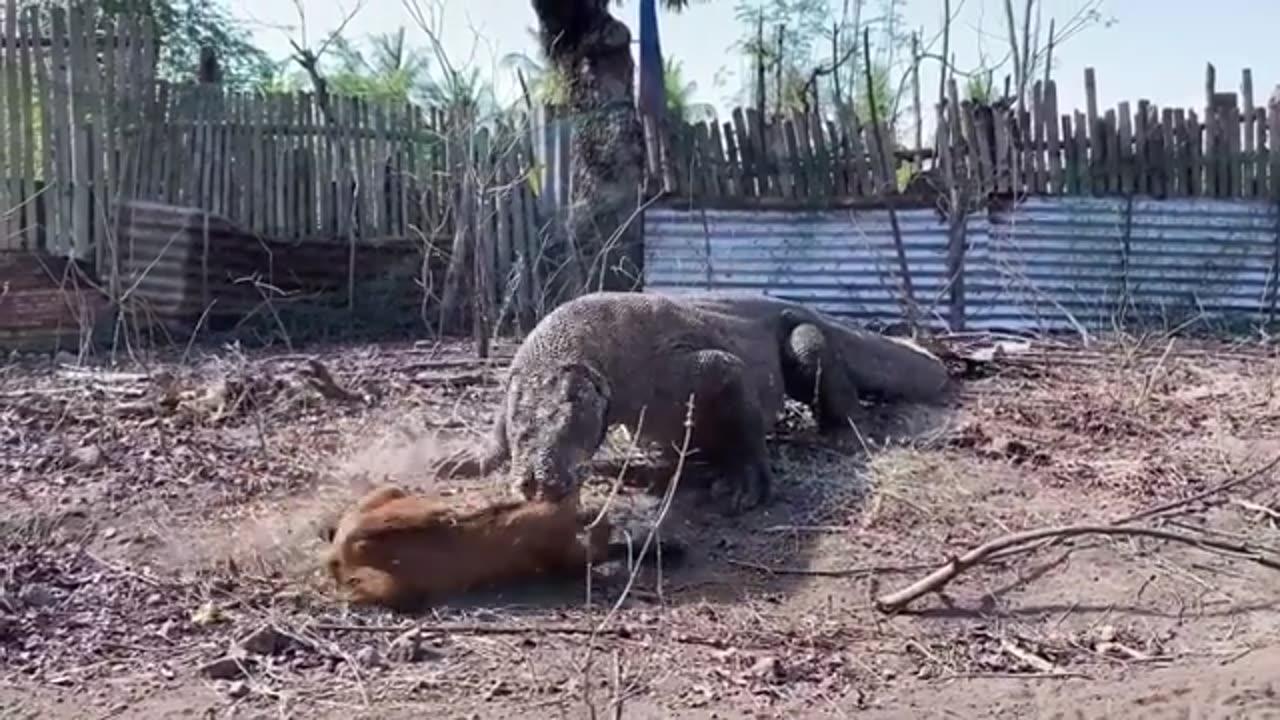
[433,291,806,514]
[672,292,951,433]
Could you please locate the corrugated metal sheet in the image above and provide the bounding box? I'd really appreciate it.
[116,201,425,334]
[644,197,1280,332]
[643,206,953,323]
[0,251,107,352]
[971,196,1280,331]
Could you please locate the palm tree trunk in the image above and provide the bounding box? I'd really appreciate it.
[531,0,646,295]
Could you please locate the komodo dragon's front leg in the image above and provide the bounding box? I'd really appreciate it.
[655,348,774,515]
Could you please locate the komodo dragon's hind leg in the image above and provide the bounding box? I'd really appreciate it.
[665,348,774,515]
[781,322,864,435]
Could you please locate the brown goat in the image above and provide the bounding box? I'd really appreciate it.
[324,485,679,610]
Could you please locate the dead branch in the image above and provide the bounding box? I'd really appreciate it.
[286,0,365,123]
[801,30,859,113]
[950,671,1091,681]
[874,524,1280,614]
[862,27,917,329]
[1000,638,1058,673]
[1231,497,1280,522]
[1095,641,1150,661]
[1113,452,1280,525]
[299,359,364,404]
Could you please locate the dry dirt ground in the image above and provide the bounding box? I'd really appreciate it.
[2,333,1280,719]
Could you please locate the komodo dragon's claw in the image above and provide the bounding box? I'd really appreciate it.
[707,460,772,516]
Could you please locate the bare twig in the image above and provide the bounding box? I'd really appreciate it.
[286,0,366,123]
[593,395,693,632]
[1002,0,1022,110]
[948,671,1091,681]
[1231,497,1280,522]
[875,524,1280,613]
[862,27,916,329]
[1000,638,1058,673]
[1113,452,1280,525]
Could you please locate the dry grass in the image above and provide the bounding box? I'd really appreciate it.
[861,446,976,529]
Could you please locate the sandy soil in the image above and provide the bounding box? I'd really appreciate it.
[2,334,1279,719]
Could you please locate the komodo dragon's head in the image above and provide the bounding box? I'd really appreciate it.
[507,362,612,503]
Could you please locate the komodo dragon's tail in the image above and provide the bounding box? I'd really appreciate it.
[834,327,951,402]
[432,412,510,479]
[779,306,951,402]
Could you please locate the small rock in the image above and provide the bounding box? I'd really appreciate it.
[19,584,57,609]
[237,624,293,656]
[387,630,421,663]
[101,527,117,539]
[1096,625,1117,643]
[290,655,323,671]
[387,629,442,663]
[711,648,738,663]
[354,645,384,668]
[748,656,785,683]
[67,445,103,469]
[199,651,256,680]
[225,680,249,699]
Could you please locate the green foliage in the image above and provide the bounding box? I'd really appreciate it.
[313,29,499,119]
[966,68,996,104]
[730,0,910,123]
[88,0,274,90]
[505,43,714,122]
[325,29,431,105]
[499,45,570,107]
[855,60,892,124]
[663,59,716,123]
[895,162,912,190]
[254,64,307,95]
[421,67,500,120]
[732,0,829,69]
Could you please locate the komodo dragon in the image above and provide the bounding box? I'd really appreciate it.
[432,291,950,514]
[433,291,809,514]
[673,292,951,433]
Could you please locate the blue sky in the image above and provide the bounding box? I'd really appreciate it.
[231,0,1278,131]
